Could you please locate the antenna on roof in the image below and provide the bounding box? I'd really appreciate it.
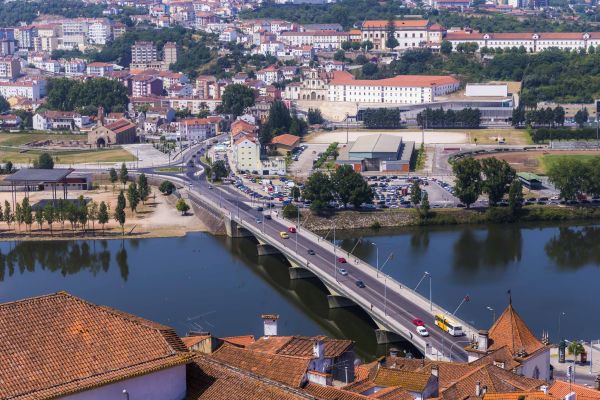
[507,289,512,305]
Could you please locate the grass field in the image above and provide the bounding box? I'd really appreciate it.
[475,150,600,174]
[460,128,532,145]
[0,148,136,164]
[541,154,600,171]
[0,132,84,146]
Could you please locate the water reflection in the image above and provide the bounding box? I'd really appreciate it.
[0,240,127,282]
[545,226,600,269]
[453,226,522,274]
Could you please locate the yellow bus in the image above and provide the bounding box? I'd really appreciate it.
[434,314,464,336]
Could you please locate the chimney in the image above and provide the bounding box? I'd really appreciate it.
[261,314,279,337]
[313,339,325,360]
[541,385,548,395]
[431,365,439,378]
[475,381,481,397]
[482,386,487,395]
[478,330,489,352]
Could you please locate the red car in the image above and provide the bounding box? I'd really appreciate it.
[337,257,347,263]
[288,227,297,233]
[412,318,425,327]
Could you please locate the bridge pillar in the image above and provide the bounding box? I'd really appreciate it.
[375,329,407,345]
[289,267,316,280]
[224,216,254,238]
[257,243,280,256]
[327,295,356,309]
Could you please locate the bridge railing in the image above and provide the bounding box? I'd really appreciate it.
[272,211,478,341]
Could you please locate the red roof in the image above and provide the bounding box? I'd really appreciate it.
[270,134,300,147]
[329,70,459,88]
[362,19,429,29]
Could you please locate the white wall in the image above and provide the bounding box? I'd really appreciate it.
[519,349,551,381]
[60,365,186,400]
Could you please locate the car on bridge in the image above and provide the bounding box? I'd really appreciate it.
[412,318,425,327]
[338,268,348,276]
[288,227,297,233]
[307,249,315,255]
[279,232,289,239]
[416,326,429,337]
[355,280,365,288]
[337,257,347,263]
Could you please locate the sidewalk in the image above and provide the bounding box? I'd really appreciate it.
[551,342,600,387]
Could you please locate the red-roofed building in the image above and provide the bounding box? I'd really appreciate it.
[328,71,459,104]
[88,109,137,147]
[178,117,217,141]
[270,133,300,154]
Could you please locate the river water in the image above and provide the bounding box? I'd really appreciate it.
[0,222,598,360]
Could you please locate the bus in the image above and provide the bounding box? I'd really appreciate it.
[434,314,464,336]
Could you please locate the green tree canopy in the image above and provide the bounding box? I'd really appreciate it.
[452,157,482,208]
[36,153,54,169]
[220,84,256,117]
[0,95,9,113]
[481,158,516,206]
[46,78,129,113]
[332,165,373,209]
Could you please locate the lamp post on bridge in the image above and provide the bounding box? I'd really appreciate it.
[370,241,380,277]
[333,225,338,282]
[415,271,432,311]
[379,253,394,316]
[452,294,470,316]
[486,306,495,325]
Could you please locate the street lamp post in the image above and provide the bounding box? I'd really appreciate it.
[370,242,379,277]
[486,306,496,325]
[295,206,299,252]
[453,294,470,316]
[333,225,338,281]
[415,272,432,311]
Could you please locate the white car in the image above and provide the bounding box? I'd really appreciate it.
[416,326,429,337]
[338,268,348,276]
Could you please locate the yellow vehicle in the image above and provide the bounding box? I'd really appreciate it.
[279,231,289,239]
[434,314,464,336]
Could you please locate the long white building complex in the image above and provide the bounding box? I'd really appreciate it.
[327,71,460,104]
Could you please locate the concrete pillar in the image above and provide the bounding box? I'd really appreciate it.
[375,329,406,345]
[257,243,280,256]
[289,267,316,280]
[224,216,253,238]
[327,295,356,309]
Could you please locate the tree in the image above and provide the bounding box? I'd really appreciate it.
[260,100,293,145]
[4,200,12,231]
[77,197,88,233]
[4,161,12,174]
[44,203,55,235]
[109,168,118,190]
[385,18,399,49]
[332,165,373,209]
[282,203,299,219]
[114,190,126,235]
[46,77,128,113]
[36,153,54,169]
[119,163,128,187]
[547,158,588,200]
[0,95,9,113]
[176,198,190,215]
[127,182,140,212]
[159,180,175,195]
[137,173,150,204]
[574,108,589,128]
[291,186,301,202]
[211,160,229,181]
[15,203,23,231]
[87,200,98,232]
[481,158,516,206]
[220,84,256,117]
[453,157,482,208]
[341,40,352,51]
[440,40,453,55]
[361,62,378,77]
[421,191,430,218]
[410,181,422,210]
[553,106,565,127]
[361,41,373,51]
[307,108,324,125]
[35,207,44,231]
[98,201,109,233]
[333,49,345,61]
[303,171,333,215]
[512,107,526,127]
[508,179,524,214]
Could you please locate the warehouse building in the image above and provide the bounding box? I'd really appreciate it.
[336,134,414,173]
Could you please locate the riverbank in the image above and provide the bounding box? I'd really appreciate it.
[0,185,209,241]
[298,205,600,232]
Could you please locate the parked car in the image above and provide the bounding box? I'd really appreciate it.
[279,232,289,239]
[416,326,429,337]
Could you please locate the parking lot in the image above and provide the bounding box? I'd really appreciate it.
[289,143,329,179]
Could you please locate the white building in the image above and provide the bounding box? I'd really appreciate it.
[256,65,282,84]
[445,31,600,52]
[327,71,459,104]
[86,62,113,76]
[63,59,87,76]
[232,133,286,175]
[360,20,444,50]
[178,117,217,141]
[0,80,44,101]
[219,28,238,42]
[280,31,349,50]
[88,20,113,45]
[33,111,91,131]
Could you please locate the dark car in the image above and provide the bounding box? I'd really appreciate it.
[307,249,316,255]
[256,206,264,211]
[355,280,366,288]
[337,257,347,263]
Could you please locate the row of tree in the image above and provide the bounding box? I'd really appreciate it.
[547,157,600,200]
[417,108,481,129]
[259,100,308,145]
[512,106,565,128]
[362,108,402,129]
[530,127,600,143]
[302,165,372,214]
[452,157,522,210]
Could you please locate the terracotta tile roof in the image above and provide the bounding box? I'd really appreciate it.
[187,354,311,400]
[484,392,558,400]
[105,118,137,135]
[329,70,459,88]
[374,388,415,400]
[549,380,600,400]
[0,292,191,400]
[182,335,211,348]
[280,336,353,358]
[304,382,372,400]
[270,134,301,148]
[231,119,258,134]
[210,343,310,387]
[353,360,379,382]
[445,31,600,41]
[373,367,431,392]
[487,304,545,357]
[469,346,521,371]
[245,335,294,353]
[362,20,429,29]
[222,335,256,347]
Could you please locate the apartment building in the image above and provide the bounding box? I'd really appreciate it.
[327,70,459,104]
[163,42,178,67]
[177,117,216,141]
[0,57,21,80]
[86,62,113,76]
[360,20,444,50]
[33,111,91,131]
[445,30,600,52]
[131,75,164,97]
[279,31,349,50]
[131,41,158,64]
[14,26,37,50]
[63,59,87,76]
[0,80,44,101]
